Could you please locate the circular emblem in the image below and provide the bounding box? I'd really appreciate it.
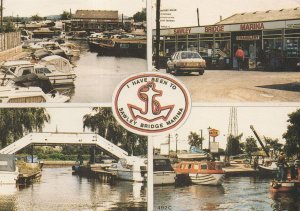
[112,72,191,136]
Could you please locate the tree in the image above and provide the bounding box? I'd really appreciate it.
[61,10,71,20]
[244,136,259,156]
[283,109,300,158]
[31,14,43,22]
[0,108,50,149]
[264,136,283,155]
[226,134,243,156]
[133,9,146,22]
[83,107,147,156]
[188,131,204,149]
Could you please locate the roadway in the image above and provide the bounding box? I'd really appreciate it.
[157,69,300,102]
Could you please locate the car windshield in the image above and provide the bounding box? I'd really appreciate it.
[181,52,201,59]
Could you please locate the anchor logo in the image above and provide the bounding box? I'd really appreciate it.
[128,81,174,122]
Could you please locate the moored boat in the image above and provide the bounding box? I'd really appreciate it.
[175,161,225,185]
[153,156,176,185]
[106,157,147,182]
[258,161,278,178]
[0,154,19,184]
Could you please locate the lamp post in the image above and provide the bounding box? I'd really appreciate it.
[175,133,178,155]
[207,126,211,152]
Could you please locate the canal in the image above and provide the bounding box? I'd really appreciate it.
[154,177,300,211]
[67,41,147,103]
[0,167,147,211]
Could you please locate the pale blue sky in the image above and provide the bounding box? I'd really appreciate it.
[3,0,145,17]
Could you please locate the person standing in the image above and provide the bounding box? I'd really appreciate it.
[277,152,287,181]
[235,46,245,71]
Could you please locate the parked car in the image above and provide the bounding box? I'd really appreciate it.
[166,51,206,75]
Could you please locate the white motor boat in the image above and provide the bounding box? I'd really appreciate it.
[0,154,19,184]
[0,56,76,86]
[60,43,80,57]
[107,156,147,182]
[0,85,70,103]
[153,156,176,185]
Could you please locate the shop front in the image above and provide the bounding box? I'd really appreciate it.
[154,18,300,70]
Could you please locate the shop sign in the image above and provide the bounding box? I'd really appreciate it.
[174,27,191,35]
[209,128,219,137]
[204,25,224,33]
[236,35,260,40]
[210,142,219,153]
[240,23,264,31]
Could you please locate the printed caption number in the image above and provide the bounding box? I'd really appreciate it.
[158,205,172,210]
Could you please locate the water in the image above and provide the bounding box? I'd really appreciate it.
[154,177,300,211]
[67,41,147,103]
[0,167,147,211]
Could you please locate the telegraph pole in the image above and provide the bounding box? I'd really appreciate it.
[1,0,3,32]
[197,8,200,26]
[155,0,161,69]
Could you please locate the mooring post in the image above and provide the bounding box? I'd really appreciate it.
[31,145,34,163]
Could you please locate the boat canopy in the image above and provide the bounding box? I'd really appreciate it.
[39,55,73,73]
[0,154,16,172]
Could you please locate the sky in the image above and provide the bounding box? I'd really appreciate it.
[3,0,146,17]
[43,107,93,133]
[152,0,300,28]
[153,106,300,151]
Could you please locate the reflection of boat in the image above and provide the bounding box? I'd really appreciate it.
[107,157,147,182]
[270,180,300,193]
[258,161,278,177]
[175,161,225,185]
[0,154,19,184]
[153,156,176,185]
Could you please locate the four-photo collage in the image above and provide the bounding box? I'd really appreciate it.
[0,0,300,210]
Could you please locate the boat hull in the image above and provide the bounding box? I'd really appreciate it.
[107,168,146,182]
[189,173,225,185]
[270,180,300,193]
[154,171,176,185]
[258,165,278,178]
[0,171,18,184]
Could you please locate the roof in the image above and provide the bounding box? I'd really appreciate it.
[73,10,118,20]
[216,7,300,25]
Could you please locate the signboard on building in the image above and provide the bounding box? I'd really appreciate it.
[160,8,177,29]
[210,142,219,153]
[236,35,260,40]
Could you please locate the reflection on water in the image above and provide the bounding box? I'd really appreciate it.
[154,177,300,211]
[67,41,147,103]
[0,167,147,211]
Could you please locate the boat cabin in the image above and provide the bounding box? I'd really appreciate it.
[176,161,224,174]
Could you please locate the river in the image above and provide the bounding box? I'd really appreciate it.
[154,176,300,211]
[64,41,147,103]
[0,167,147,211]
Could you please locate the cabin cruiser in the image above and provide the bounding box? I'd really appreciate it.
[60,43,80,57]
[0,154,18,184]
[153,156,176,185]
[175,161,225,185]
[107,156,147,182]
[258,160,278,177]
[0,56,76,86]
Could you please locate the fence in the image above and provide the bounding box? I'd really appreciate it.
[0,31,21,52]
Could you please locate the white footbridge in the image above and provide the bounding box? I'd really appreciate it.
[0,132,128,160]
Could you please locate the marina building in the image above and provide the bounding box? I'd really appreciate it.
[153,7,300,70]
[71,10,131,32]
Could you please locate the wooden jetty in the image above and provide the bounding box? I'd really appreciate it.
[92,169,117,183]
[223,163,258,176]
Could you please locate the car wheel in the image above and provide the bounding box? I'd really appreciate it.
[198,69,204,75]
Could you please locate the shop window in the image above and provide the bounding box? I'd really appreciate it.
[285,38,298,57]
[165,41,176,56]
[199,40,213,57]
[177,41,187,51]
[214,40,230,58]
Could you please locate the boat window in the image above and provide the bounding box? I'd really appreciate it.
[215,165,222,170]
[9,67,16,74]
[138,44,143,48]
[153,159,173,171]
[184,164,189,170]
[201,164,207,170]
[120,44,129,48]
[36,68,51,74]
[188,164,192,169]
[194,164,199,170]
[22,69,32,75]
